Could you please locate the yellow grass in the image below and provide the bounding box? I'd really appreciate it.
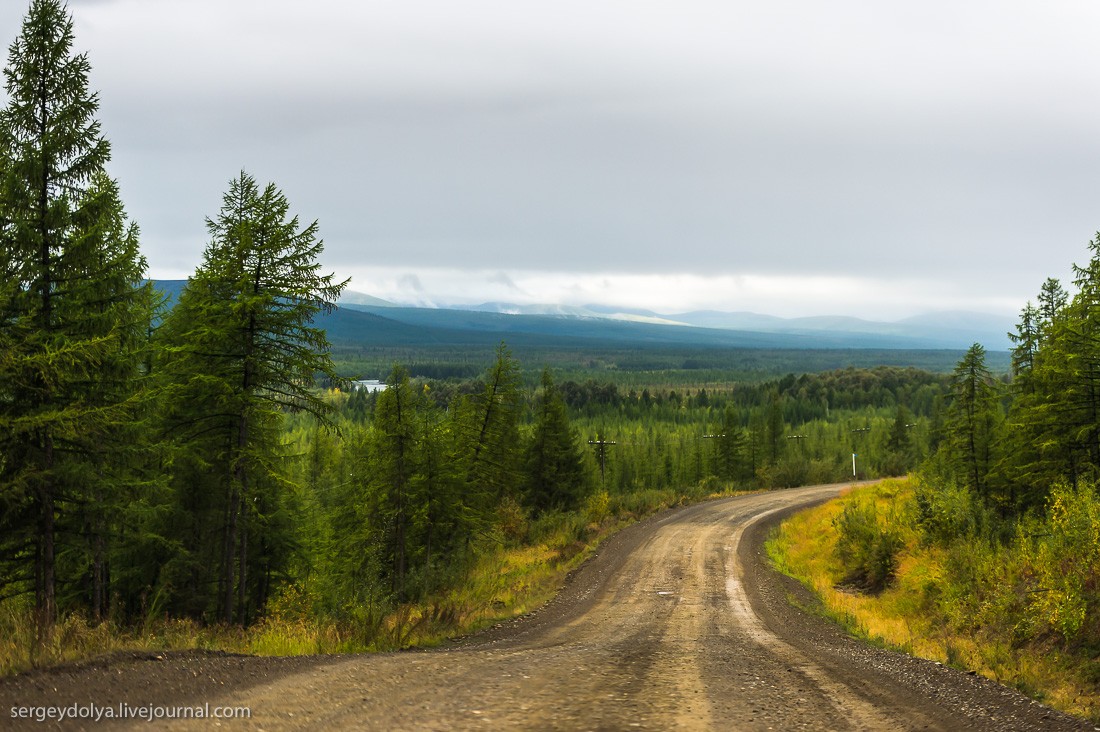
[768,477,1100,722]
[2,485,753,677]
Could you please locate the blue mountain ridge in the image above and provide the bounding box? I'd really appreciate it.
[148,281,1013,351]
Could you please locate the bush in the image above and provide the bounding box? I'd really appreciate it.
[584,490,611,525]
[913,476,983,545]
[768,457,810,488]
[1022,483,1100,644]
[833,500,903,592]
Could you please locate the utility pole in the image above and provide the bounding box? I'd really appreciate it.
[588,433,617,485]
[851,427,870,479]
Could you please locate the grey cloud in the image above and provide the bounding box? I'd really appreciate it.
[3,0,1099,316]
[487,272,523,292]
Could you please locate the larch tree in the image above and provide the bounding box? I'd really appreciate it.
[453,343,523,539]
[1009,302,1040,385]
[763,392,785,466]
[158,172,347,624]
[713,404,747,484]
[1037,276,1068,338]
[523,368,588,514]
[370,365,418,598]
[0,0,151,639]
[943,344,1000,504]
[881,405,914,476]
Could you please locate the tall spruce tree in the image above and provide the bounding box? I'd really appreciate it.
[158,172,347,624]
[0,0,151,638]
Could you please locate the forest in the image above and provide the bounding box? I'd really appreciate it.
[3,1,1098,699]
[0,1,957,663]
[763,255,1100,718]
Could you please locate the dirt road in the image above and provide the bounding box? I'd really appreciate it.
[2,484,1091,730]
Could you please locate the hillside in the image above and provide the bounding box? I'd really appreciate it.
[149,281,1013,374]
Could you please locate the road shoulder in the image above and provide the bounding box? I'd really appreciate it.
[743,500,1092,732]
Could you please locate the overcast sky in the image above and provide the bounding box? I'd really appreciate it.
[5,1,1100,318]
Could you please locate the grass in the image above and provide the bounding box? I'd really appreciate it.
[0,483,747,677]
[767,477,1100,722]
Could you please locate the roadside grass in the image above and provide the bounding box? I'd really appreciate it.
[0,483,746,676]
[767,477,1100,723]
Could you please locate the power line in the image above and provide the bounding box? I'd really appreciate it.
[587,436,617,484]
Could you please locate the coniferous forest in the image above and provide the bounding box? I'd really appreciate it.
[1,1,1099,702]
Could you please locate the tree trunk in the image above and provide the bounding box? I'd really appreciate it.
[221,483,237,625]
[237,494,248,624]
[228,402,250,625]
[92,518,106,623]
[37,433,56,645]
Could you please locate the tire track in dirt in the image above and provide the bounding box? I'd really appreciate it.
[2,484,1092,731]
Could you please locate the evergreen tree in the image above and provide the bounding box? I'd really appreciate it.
[881,405,913,476]
[411,386,459,596]
[1009,302,1040,384]
[943,344,1000,504]
[0,0,151,638]
[523,369,588,514]
[370,365,418,598]
[763,391,785,465]
[1003,284,1076,503]
[58,174,157,623]
[157,172,347,624]
[1037,276,1067,336]
[712,404,747,483]
[453,343,523,536]
[1005,238,1100,499]
[1061,236,1100,471]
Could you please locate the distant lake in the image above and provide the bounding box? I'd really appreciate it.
[352,379,387,393]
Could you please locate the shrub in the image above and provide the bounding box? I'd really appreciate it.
[1022,483,1100,644]
[913,476,982,545]
[833,499,903,592]
[584,490,611,525]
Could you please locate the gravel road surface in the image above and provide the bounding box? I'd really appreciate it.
[1,483,1092,730]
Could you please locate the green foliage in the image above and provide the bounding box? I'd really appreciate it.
[453,343,524,525]
[912,474,985,545]
[777,479,1100,720]
[881,405,914,475]
[0,0,1016,673]
[0,0,153,639]
[154,172,346,624]
[583,490,611,525]
[712,405,747,482]
[331,342,1008,385]
[523,369,589,514]
[833,498,903,592]
[1021,483,1100,643]
[990,239,1100,512]
[942,344,1001,500]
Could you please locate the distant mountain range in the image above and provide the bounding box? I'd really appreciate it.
[150,281,1014,352]
[336,290,1014,351]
